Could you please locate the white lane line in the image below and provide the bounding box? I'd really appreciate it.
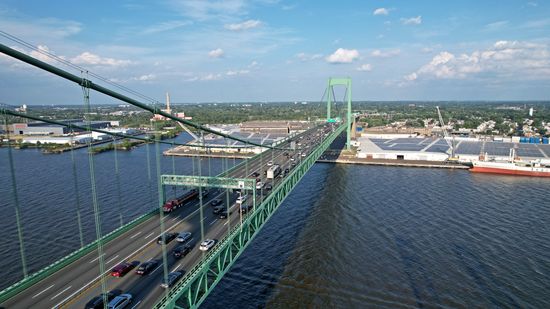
[149,264,162,275]
[105,255,120,264]
[50,285,72,300]
[171,217,179,222]
[53,159,286,307]
[32,284,54,298]
[130,231,142,239]
[89,253,105,264]
[223,221,229,226]
[209,219,217,225]
[131,300,142,309]
[172,263,182,272]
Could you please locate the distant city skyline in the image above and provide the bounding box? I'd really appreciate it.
[1,0,550,105]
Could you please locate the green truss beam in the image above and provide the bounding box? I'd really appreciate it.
[153,122,346,309]
[161,175,256,190]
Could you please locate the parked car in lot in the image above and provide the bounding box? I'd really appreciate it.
[210,199,222,206]
[199,239,216,251]
[173,244,192,258]
[160,271,184,289]
[157,232,178,244]
[111,262,139,277]
[135,260,159,275]
[107,293,132,309]
[176,231,192,243]
[212,205,225,214]
[85,290,122,309]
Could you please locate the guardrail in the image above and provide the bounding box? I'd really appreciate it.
[0,208,159,304]
[152,123,346,308]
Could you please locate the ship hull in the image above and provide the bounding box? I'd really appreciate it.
[470,165,550,177]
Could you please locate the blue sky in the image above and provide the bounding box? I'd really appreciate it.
[1,0,550,104]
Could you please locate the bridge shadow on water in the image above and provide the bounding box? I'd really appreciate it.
[201,163,338,309]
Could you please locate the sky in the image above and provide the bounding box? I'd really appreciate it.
[1,0,550,105]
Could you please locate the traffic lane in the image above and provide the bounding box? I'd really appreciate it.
[9,189,226,309]
[65,191,239,308]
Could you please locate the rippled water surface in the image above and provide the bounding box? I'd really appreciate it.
[2,143,550,308]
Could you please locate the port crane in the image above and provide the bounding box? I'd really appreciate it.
[436,106,457,160]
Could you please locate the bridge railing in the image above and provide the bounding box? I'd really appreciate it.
[153,123,346,309]
[0,208,159,304]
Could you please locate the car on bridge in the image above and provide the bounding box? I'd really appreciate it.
[161,271,184,289]
[199,239,216,251]
[267,161,273,166]
[85,290,121,309]
[219,210,231,219]
[107,293,132,309]
[265,183,273,191]
[236,194,248,204]
[111,262,138,277]
[212,205,225,214]
[210,198,222,206]
[173,244,192,258]
[157,232,178,244]
[135,260,159,275]
[251,171,260,177]
[176,231,192,243]
[256,181,264,190]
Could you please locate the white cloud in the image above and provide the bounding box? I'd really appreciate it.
[296,52,323,62]
[528,2,538,7]
[71,52,132,67]
[201,73,223,81]
[226,69,249,76]
[133,74,156,81]
[373,8,389,16]
[142,20,191,34]
[484,20,508,32]
[224,19,262,31]
[371,49,401,58]
[401,16,422,25]
[326,48,359,64]
[208,48,224,58]
[356,64,372,72]
[405,41,550,81]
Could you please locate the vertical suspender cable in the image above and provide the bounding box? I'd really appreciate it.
[156,131,170,297]
[69,129,85,248]
[81,74,108,305]
[3,111,28,278]
[145,140,154,210]
[113,136,123,227]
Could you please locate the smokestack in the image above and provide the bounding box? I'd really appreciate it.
[166,92,171,114]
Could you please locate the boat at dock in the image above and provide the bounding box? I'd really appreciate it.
[470,148,550,177]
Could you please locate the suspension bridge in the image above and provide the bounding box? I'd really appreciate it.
[0,41,353,308]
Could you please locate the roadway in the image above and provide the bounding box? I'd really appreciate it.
[1,122,337,309]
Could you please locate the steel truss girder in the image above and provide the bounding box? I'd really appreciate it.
[153,123,346,309]
[161,175,256,190]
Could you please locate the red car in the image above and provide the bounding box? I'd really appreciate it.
[111,262,137,277]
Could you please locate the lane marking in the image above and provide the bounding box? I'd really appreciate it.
[149,264,162,275]
[88,253,105,264]
[51,130,325,307]
[32,284,54,299]
[209,219,217,225]
[130,231,142,239]
[105,255,120,264]
[50,285,71,300]
[172,263,182,272]
[131,300,142,309]
[223,221,229,226]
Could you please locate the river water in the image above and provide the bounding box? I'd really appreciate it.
[1,135,550,308]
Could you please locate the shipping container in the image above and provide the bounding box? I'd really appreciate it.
[529,137,536,143]
[543,137,549,144]
[520,137,529,143]
[533,137,541,144]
